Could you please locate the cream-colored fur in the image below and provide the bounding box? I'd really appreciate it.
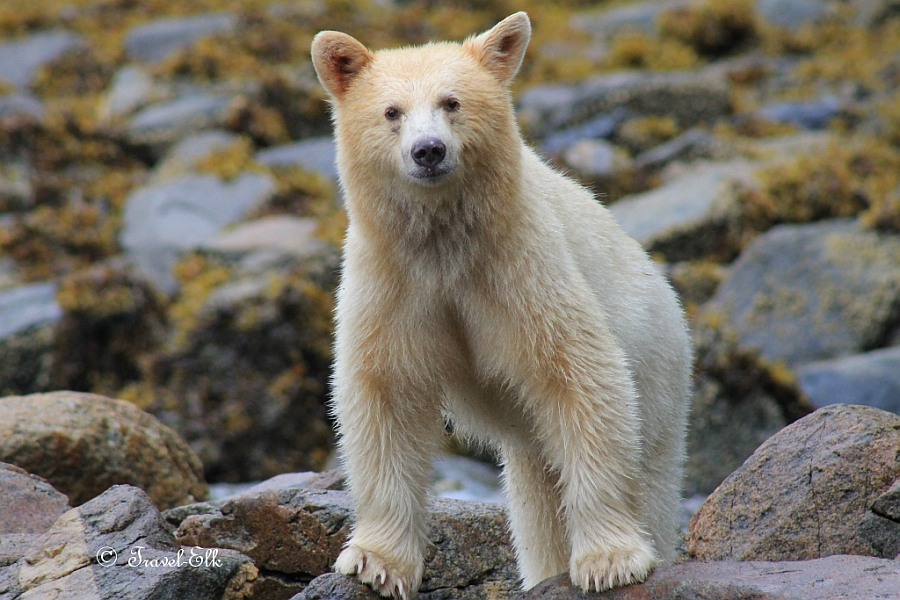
[311,12,691,599]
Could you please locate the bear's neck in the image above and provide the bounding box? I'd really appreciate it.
[345,144,524,278]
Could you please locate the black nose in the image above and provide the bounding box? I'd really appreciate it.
[411,137,446,168]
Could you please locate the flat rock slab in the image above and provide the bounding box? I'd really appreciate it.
[0,391,208,510]
[703,219,900,368]
[125,94,235,152]
[688,404,900,561]
[798,346,900,413]
[124,12,236,63]
[98,65,167,120]
[519,556,900,600]
[119,172,276,290]
[200,215,326,259]
[0,485,254,600]
[0,30,83,89]
[255,136,338,181]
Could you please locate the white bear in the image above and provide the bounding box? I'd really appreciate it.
[311,12,692,599]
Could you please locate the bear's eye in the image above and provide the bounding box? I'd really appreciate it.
[385,107,400,120]
[444,98,461,112]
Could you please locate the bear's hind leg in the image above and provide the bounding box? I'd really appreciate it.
[500,446,569,588]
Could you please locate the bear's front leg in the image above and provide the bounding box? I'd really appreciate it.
[530,356,656,593]
[331,359,444,600]
[498,314,656,592]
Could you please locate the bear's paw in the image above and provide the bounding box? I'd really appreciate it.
[334,543,423,600]
[569,540,655,592]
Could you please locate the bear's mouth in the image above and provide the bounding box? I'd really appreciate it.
[409,165,454,183]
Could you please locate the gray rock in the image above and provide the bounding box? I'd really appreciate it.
[757,0,832,31]
[0,463,71,568]
[119,172,276,291]
[126,94,235,153]
[540,108,629,155]
[560,138,631,189]
[633,128,735,172]
[756,95,842,130]
[703,220,900,368]
[0,485,256,600]
[570,0,694,41]
[0,282,62,340]
[518,67,732,141]
[256,136,339,181]
[0,391,208,510]
[797,346,900,413]
[0,30,83,89]
[169,487,518,600]
[431,454,504,504]
[687,404,900,561]
[609,160,757,260]
[0,322,54,397]
[124,12,237,63]
[519,556,900,600]
[200,215,328,260]
[0,93,45,121]
[150,129,239,182]
[873,479,900,521]
[297,573,379,600]
[98,65,167,120]
[129,245,339,482]
[685,376,786,497]
[852,0,900,26]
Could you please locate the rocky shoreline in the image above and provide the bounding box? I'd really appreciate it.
[1,393,898,599]
[2,0,900,597]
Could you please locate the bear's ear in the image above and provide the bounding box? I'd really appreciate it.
[464,12,531,87]
[311,31,374,100]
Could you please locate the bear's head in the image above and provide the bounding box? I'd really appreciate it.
[311,13,531,196]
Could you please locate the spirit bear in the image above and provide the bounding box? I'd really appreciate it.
[311,12,692,599]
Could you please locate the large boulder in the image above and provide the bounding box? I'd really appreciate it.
[701,219,900,368]
[166,486,518,600]
[687,404,900,561]
[516,556,900,600]
[0,391,208,509]
[0,485,255,600]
